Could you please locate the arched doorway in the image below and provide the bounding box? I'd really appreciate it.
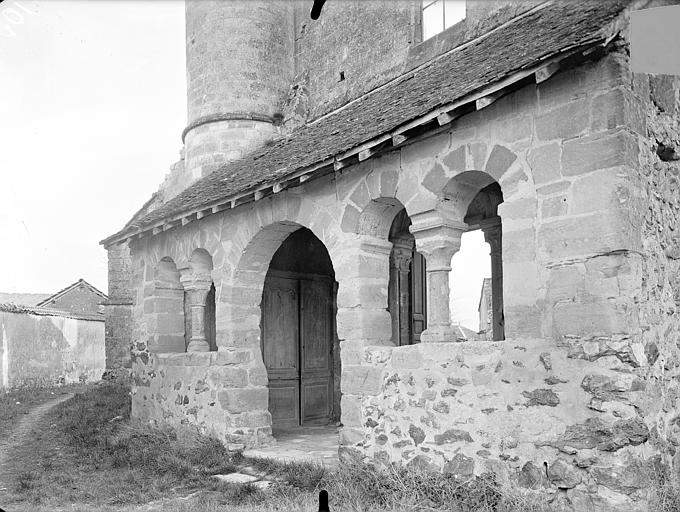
[388,208,427,345]
[260,228,338,429]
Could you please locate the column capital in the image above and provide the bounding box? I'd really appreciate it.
[390,236,413,271]
[409,210,467,264]
[180,273,213,291]
[409,210,466,268]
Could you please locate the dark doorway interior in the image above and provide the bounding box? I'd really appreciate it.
[261,228,339,430]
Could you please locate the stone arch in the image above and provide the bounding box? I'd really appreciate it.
[220,220,310,349]
[220,219,339,431]
[439,170,501,220]
[146,257,185,353]
[189,247,214,276]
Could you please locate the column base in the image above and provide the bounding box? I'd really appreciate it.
[187,338,210,352]
[420,325,463,343]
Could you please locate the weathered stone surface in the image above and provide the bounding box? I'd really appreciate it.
[581,373,644,400]
[518,461,549,489]
[485,144,517,179]
[433,401,450,414]
[212,473,258,484]
[535,98,589,141]
[522,387,560,406]
[407,454,439,472]
[552,417,649,451]
[341,366,383,395]
[591,459,650,494]
[218,388,268,414]
[408,424,426,446]
[547,459,581,489]
[561,130,638,176]
[434,429,474,445]
[443,453,475,478]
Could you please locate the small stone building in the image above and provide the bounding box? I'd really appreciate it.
[102,1,680,509]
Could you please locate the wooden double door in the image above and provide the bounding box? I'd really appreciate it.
[261,271,334,428]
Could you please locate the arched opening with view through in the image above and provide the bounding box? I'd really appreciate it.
[447,176,505,341]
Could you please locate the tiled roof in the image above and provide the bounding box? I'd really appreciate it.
[106,0,628,242]
[0,303,105,322]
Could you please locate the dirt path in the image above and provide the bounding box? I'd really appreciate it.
[0,393,73,496]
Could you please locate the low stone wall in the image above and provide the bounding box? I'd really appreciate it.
[0,306,105,389]
[339,339,656,511]
[131,349,273,449]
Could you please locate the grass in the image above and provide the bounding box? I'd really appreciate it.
[0,382,87,437]
[2,382,677,512]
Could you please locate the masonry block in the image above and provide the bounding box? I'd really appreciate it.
[527,143,561,185]
[341,394,363,427]
[341,366,383,396]
[553,300,633,339]
[537,212,628,261]
[218,388,268,414]
[207,366,248,388]
[535,98,589,141]
[336,308,392,342]
[561,130,638,176]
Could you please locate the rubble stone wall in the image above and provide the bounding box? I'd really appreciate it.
[340,339,654,511]
[625,29,680,481]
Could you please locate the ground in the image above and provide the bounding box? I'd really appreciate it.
[0,383,677,512]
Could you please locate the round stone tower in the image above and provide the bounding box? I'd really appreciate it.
[182,1,293,187]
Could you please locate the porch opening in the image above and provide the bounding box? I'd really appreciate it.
[387,208,427,346]
[260,227,339,432]
[449,181,505,341]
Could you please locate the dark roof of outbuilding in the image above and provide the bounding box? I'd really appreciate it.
[104,0,629,244]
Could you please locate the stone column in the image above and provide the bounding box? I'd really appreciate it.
[482,219,504,341]
[389,237,414,345]
[181,276,213,352]
[410,211,465,343]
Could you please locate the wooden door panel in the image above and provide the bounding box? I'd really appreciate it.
[411,252,427,343]
[262,276,298,380]
[300,279,332,424]
[262,275,299,429]
[300,280,331,373]
[268,380,300,428]
[301,378,331,424]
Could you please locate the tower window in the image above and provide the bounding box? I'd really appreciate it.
[422,0,466,41]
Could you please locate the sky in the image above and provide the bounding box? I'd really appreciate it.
[0,0,186,295]
[0,0,488,330]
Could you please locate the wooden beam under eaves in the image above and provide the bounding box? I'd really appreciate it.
[535,62,560,84]
[436,111,459,126]
[476,90,505,110]
[334,158,349,171]
[392,133,407,146]
[273,181,287,193]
